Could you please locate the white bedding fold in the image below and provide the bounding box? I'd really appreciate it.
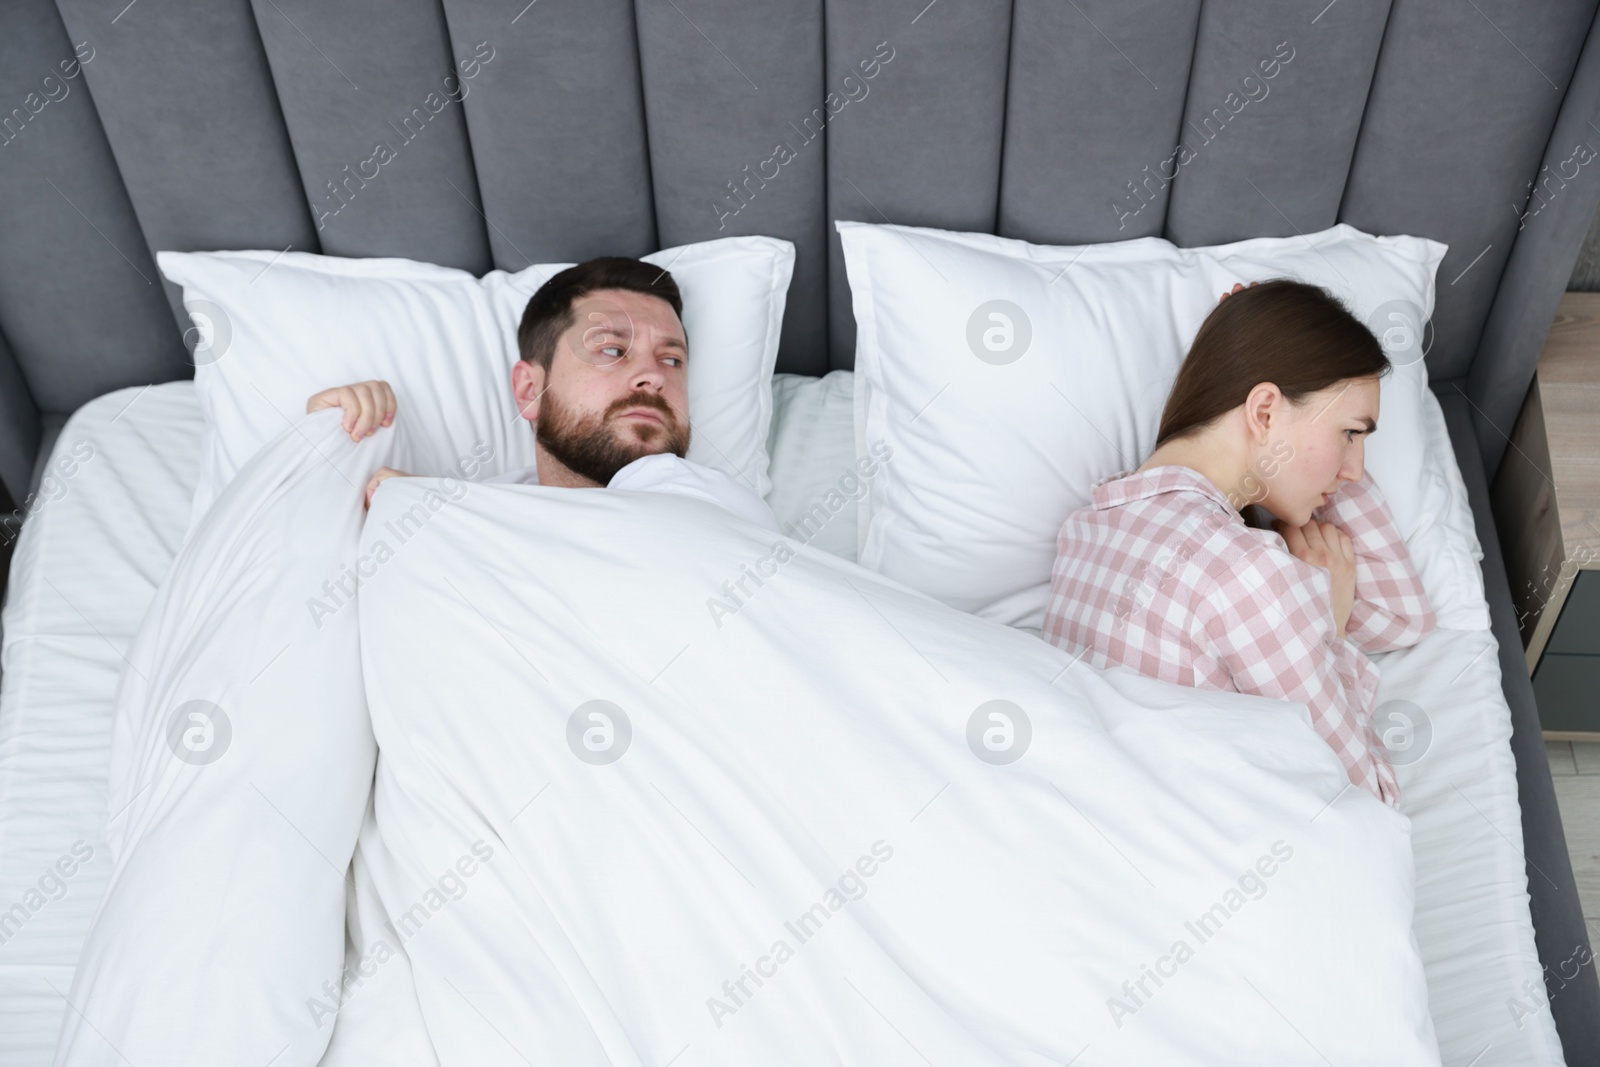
[356,477,1441,1066]
[315,799,442,1067]
[56,413,399,1067]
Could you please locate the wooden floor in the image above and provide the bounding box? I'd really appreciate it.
[1547,741,1600,945]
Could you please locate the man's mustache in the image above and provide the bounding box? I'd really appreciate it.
[606,392,675,424]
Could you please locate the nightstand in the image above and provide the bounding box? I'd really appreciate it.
[1492,291,1600,740]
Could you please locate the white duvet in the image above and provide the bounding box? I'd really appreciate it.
[57,413,1442,1066]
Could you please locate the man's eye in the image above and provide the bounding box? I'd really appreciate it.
[663,356,685,368]
[599,345,624,359]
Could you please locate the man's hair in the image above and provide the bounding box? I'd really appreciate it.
[515,256,684,371]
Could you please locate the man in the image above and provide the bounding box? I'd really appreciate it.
[306,256,778,530]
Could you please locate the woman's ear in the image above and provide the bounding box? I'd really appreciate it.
[511,360,544,424]
[1241,381,1282,444]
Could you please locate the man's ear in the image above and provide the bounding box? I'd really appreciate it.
[511,359,545,424]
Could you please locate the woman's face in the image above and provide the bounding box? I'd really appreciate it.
[1255,376,1380,526]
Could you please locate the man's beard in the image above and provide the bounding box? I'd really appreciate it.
[536,388,690,486]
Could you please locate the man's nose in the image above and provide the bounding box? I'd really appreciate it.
[627,351,666,390]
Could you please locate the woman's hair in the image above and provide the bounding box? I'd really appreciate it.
[1155,279,1390,447]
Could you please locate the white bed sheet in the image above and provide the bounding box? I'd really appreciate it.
[0,384,202,1065]
[0,378,1567,1066]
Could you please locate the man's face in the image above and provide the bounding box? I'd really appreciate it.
[512,288,691,486]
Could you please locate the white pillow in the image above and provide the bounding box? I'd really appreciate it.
[160,236,793,531]
[162,251,531,529]
[841,220,1473,630]
[842,221,1238,627]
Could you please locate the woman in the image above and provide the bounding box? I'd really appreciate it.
[1041,279,1435,807]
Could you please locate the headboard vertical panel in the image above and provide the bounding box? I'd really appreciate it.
[1337,0,1595,382]
[53,0,320,332]
[1163,0,1390,248]
[0,0,185,427]
[251,0,493,274]
[1468,4,1600,477]
[998,0,1201,245]
[635,0,829,376]
[823,0,1013,369]
[440,0,656,270]
[0,330,41,506]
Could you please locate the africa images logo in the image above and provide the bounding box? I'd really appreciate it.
[566,700,632,766]
[966,700,1032,765]
[165,700,232,766]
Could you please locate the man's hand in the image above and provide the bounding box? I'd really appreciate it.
[365,466,409,510]
[307,380,396,442]
[1274,518,1356,639]
[1218,280,1258,303]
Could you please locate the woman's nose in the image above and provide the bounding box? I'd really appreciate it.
[1340,440,1365,483]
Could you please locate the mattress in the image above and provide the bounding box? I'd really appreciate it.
[0,384,202,1064]
[0,377,1567,1065]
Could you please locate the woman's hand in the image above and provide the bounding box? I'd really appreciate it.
[1219,280,1258,302]
[1274,518,1356,638]
[307,380,396,442]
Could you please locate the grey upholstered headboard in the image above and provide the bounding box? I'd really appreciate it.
[3,0,1600,1055]
[3,0,1600,506]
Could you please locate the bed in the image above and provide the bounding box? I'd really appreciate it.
[0,373,1575,1064]
[0,0,1597,1062]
